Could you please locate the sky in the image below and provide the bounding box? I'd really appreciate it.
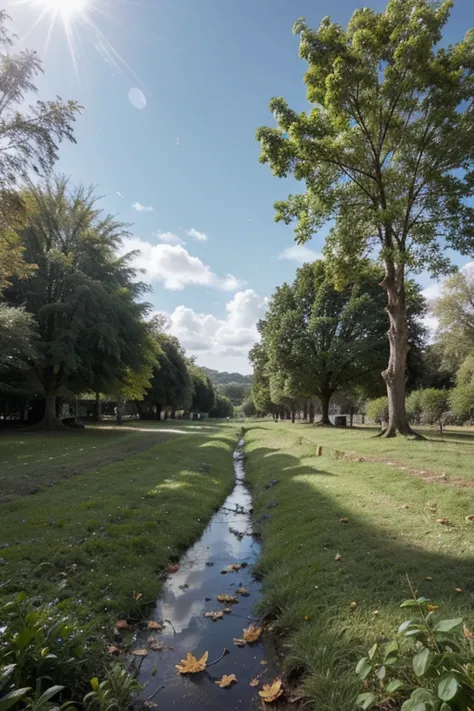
[5,0,474,373]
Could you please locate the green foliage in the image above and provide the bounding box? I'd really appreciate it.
[433,270,474,370]
[209,393,233,418]
[355,593,474,710]
[366,396,389,425]
[242,396,257,417]
[143,332,193,415]
[420,389,450,433]
[0,306,37,393]
[190,366,216,413]
[83,666,139,711]
[217,381,250,406]
[406,390,424,425]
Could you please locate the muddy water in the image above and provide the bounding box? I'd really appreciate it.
[137,440,276,709]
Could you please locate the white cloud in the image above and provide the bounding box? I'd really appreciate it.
[278,244,323,264]
[165,290,269,365]
[186,228,208,242]
[132,202,155,213]
[120,237,240,291]
[421,283,442,302]
[154,231,184,245]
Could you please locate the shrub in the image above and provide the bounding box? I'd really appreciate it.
[406,390,423,424]
[420,388,450,434]
[365,397,388,426]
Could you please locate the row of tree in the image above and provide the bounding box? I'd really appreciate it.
[0,13,232,429]
[255,0,474,437]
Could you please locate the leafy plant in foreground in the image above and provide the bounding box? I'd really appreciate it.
[83,665,140,711]
[355,592,474,710]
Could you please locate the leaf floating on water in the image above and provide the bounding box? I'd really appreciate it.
[258,678,283,703]
[249,677,260,687]
[232,638,246,647]
[223,607,233,614]
[236,587,249,596]
[215,673,238,688]
[175,651,209,674]
[243,624,263,643]
[144,702,158,709]
[204,611,224,621]
[260,659,268,666]
[131,648,148,657]
[107,645,121,656]
[168,563,180,574]
[217,593,239,604]
[147,621,162,630]
[115,619,130,630]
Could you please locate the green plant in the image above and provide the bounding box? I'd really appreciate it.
[365,397,389,427]
[83,665,140,711]
[355,588,474,710]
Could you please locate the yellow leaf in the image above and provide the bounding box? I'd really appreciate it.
[131,648,148,657]
[147,621,162,630]
[144,702,158,709]
[134,592,143,600]
[463,624,473,640]
[175,650,209,674]
[236,587,249,596]
[455,587,463,593]
[204,611,224,621]
[466,514,474,522]
[215,673,238,688]
[339,517,349,523]
[249,677,260,687]
[90,678,99,690]
[217,593,239,604]
[427,604,439,612]
[232,638,246,647]
[437,518,449,525]
[258,678,283,703]
[107,645,121,656]
[335,553,342,561]
[243,624,262,643]
[223,607,232,614]
[114,619,129,630]
[260,659,268,666]
[425,576,433,581]
[350,601,357,610]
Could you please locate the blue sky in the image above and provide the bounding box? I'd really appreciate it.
[6,0,474,372]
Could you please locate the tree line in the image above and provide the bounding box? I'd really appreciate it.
[255,0,474,437]
[0,13,232,430]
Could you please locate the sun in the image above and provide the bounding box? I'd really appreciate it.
[41,0,88,18]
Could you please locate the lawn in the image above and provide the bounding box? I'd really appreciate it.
[245,421,474,710]
[0,422,237,630]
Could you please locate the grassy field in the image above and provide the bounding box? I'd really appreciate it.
[245,421,474,710]
[0,422,236,629]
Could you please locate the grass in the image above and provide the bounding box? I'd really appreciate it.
[245,421,474,711]
[0,423,237,632]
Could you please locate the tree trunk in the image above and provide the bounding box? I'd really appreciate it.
[156,403,161,421]
[95,391,102,423]
[116,398,124,425]
[291,406,296,423]
[28,389,66,431]
[309,402,315,424]
[381,262,418,437]
[170,410,176,419]
[303,401,308,421]
[320,392,332,426]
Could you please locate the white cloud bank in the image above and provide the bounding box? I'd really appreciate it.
[278,244,322,263]
[164,290,269,371]
[154,231,184,245]
[132,202,155,213]
[186,228,208,242]
[121,237,239,291]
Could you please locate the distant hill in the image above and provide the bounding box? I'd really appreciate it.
[201,367,252,387]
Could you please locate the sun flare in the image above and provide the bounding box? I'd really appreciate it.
[41,0,88,19]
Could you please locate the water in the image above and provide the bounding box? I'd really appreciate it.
[136,439,276,710]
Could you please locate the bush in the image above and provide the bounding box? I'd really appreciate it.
[365,397,388,425]
[209,394,233,418]
[242,396,257,418]
[355,592,474,710]
[420,388,450,433]
[406,390,423,424]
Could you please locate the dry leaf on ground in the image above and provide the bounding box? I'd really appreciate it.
[466,514,474,522]
[215,674,238,688]
[107,645,121,656]
[205,611,224,621]
[175,651,209,674]
[243,624,262,643]
[335,553,342,561]
[131,648,148,657]
[168,563,180,574]
[258,678,283,703]
[425,576,433,581]
[350,601,357,610]
[249,678,259,687]
[114,619,129,630]
[455,587,463,593]
[147,621,162,630]
[437,518,449,525]
[233,638,246,647]
[236,587,249,596]
[339,517,349,523]
[217,593,239,604]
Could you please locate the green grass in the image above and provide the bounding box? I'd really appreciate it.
[0,424,236,630]
[245,421,474,711]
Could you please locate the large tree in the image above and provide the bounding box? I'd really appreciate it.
[432,268,474,370]
[256,0,474,436]
[6,177,150,429]
[143,334,193,419]
[190,366,216,414]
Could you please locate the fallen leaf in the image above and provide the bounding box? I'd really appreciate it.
[260,659,268,666]
[466,515,474,522]
[464,624,473,640]
[217,593,239,604]
[249,677,260,687]
[131,648,148,657]
[144,702,158,709]
[243,624,262,643]
[175,651,208,674]
[335,553,342,561]
[350,601,357,610]
[215,673,238,688]
[147,621,162,630]
[168,563,180,574]
[427,604,439,612]
[223,607,232,614]
[115,619,129,630]
[204,611,224,621]
[339,517,349,523]
[258,678,283,703]
[373,610,379,616]
[134,592,143,600]
[437,518,449,525]
[425,576,433,581]
[455,587,463,593]
[107,645,121,656]
[232,638,246,647]
[236,587,249,596]
[222,563,242,574]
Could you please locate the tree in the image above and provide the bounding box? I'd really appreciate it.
[433,269,474,371]
[6,178,151,429]
[0,305,37,392]
[366,397,389,427]
[449,356,474,423]
[258,261,406,426]
[420,388,450,433]
[143,334,193,419]
[209,394,233,419]
[406,390,423,425]
[242,396,257,418]
[190,366,216,413]
[218,381,250,406]
[256,0,474,436]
